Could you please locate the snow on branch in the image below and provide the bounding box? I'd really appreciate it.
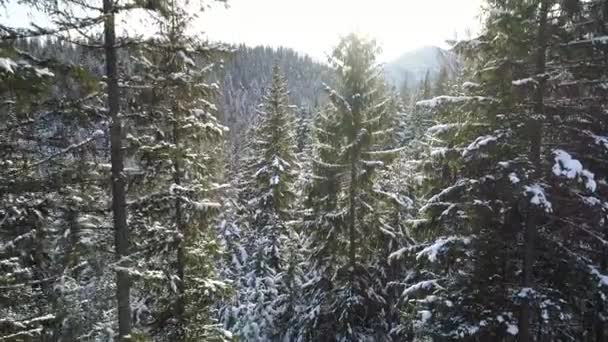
[552,149,596,192]
[312,158,347,169]
[589,266,608,288]
[586,131,608,152]
[512,77,538,86]
[416,236,472,262]
[524,184,552,213]
[402,279,443,297]
[462,135,499,157]
[363,146,407,156]
[0,328,44,341]
[566,35,608,46]
[427,179,476,203]
[416,96,496,109]
[323,83,351,114]
[373,189,413,209]
[0,57,17,74]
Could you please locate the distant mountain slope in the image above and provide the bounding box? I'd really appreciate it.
[216,45,333,140]
[383,46,459,88]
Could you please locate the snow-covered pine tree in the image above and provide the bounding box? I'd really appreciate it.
[123,2,230,340]
[14,1,174,337]
[0,43,113,340]
[432,65,451,98]
[527,1,608,339]
[225,65,301,341]
[397,0,608,340]
[301,34,404,341]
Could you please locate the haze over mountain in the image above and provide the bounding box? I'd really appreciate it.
[383,45,459,88]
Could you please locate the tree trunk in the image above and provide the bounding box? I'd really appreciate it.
[520,213,537,342]
[103,0,131,339]
[520,1,548,341]
[596,212,607,342]
[173,110,186,340]
[348,155,357,276]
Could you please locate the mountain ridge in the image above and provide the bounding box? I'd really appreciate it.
[383,45,458,88]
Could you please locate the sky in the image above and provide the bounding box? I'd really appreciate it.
[200,0,484,62]
[1,0,484,62]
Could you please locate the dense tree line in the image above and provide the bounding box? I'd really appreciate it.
[1,0,608,341]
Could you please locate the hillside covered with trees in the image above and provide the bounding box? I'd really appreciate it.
[1,0,608,341]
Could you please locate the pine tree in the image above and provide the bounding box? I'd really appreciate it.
[124,2,230,340]
[226,65,300,341]
[432,65,450,97]
[301,34,405,341]
[10,1,165,338]
[418,70,432,101]
[397,0,608,340]
[399,74,413,106]
[0,42,113,340]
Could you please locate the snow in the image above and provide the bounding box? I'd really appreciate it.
[524,184,552,213]
[569,35,608,45]
[0,57,16,73]
[418,201,451,214]
[506,323,519,336]
[374,189,413,208]
[416,95,496,109]
[418,310,432,326]
[589,266,608,287]
[405,218,428,229]
[192,200,221,210]
[169,183,189,193]
[416,236,472,262]
[591,36,608,44]
[35,67,54,78]
[517,287,535,299]
[272,156,287,171]
[0,328,44,340]
[462,81,480,89]
[363,146,407,156]
[427,123,462,135]
[512,77,538,86]
[177,50,195,67]
[254,166,268,178]
[361,160,384,167]
[22,314,55,325]
[402,279,441,296]
[430,147,449,157]
[587,131,608,152]
[270,175,279,185]
[582,196,602,207]
[509,172,520,184]
[552,149,596,192]
[389,246,413,261]
[427,179,474,203]
[553,150,584,178]
[462,135,498,157]
[542,310,549,320]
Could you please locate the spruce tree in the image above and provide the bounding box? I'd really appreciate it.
[226,65,300,341]
[0,42,113,340]
[124,2,230,340]
[398,0,608,340]
[302,34,405,341]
